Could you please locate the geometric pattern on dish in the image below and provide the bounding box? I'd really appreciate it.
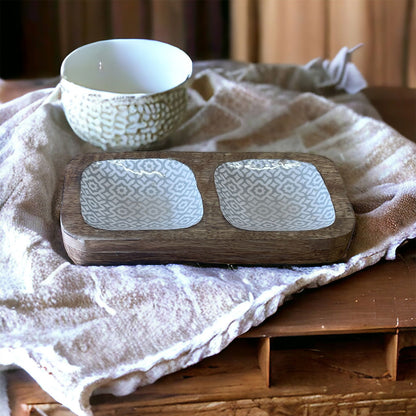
[80,158,203,230]
[214,159,335,231]
[61,79,187,151]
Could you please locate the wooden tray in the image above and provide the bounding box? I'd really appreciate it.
[60,151,355,265]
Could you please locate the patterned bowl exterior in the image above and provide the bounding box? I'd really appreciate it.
[61,79,187,151]
[214,159,336,231]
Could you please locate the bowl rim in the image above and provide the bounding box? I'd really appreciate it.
[60,38,193,97]
[60,76,190,99]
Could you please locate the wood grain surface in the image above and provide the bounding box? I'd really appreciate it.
[244,239,416,337]
[60,151,355,266]
[7,332,416,415]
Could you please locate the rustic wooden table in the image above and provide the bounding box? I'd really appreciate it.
[2,82,416,416]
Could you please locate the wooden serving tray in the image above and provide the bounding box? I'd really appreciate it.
[60,151,355,265]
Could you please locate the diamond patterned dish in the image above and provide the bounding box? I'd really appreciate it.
[80,158,203,230]
[214,159,335,232]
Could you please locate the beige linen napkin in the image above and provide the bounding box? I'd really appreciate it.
[1,53,416,416]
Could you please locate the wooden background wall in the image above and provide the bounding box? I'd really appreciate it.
[231,0,416,87]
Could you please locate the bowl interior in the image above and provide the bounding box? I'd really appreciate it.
[80,159,203,230]
[61,39,192,94]
[214,159,336,231]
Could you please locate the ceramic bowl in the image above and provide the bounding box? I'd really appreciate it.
[214,159,336,231]
[80,158,203,230]
[60,39,192,151]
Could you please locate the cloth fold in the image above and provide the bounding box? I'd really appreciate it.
[1,56,416,416]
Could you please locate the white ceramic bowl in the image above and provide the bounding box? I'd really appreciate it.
[60,39,192,151]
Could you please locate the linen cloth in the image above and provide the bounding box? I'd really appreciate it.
[1,53,416,415]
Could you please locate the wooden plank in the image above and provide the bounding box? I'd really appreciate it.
[257,0,326,64]
[385,330,399,381]
[327,0,371,84]
[7,337,416,414]
[58,0,109,55]
[30,406,75,416]
[110,0,151,39]
[9,334,415,412]
[58,0,85,59]
[151,0,186,50]
[84,0,108,44]
[243,240,416,338]
[19,0,60,77]
[328,0,409,86]
[90,334,414,410]
[364,87,416,142]
[258,337,271,387]
[231,0,414,85]
[398,329,416,351]
[408,1,416,87]
[384,329,416,382]
[270,333,397,386]
[92,395,416,416]
[91,339,268,409]
[32,394,416,416]
[230,0,259,62]
[6,370,55,413]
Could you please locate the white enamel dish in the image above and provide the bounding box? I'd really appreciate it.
[214,159,336,232]
[80,158,203,231]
